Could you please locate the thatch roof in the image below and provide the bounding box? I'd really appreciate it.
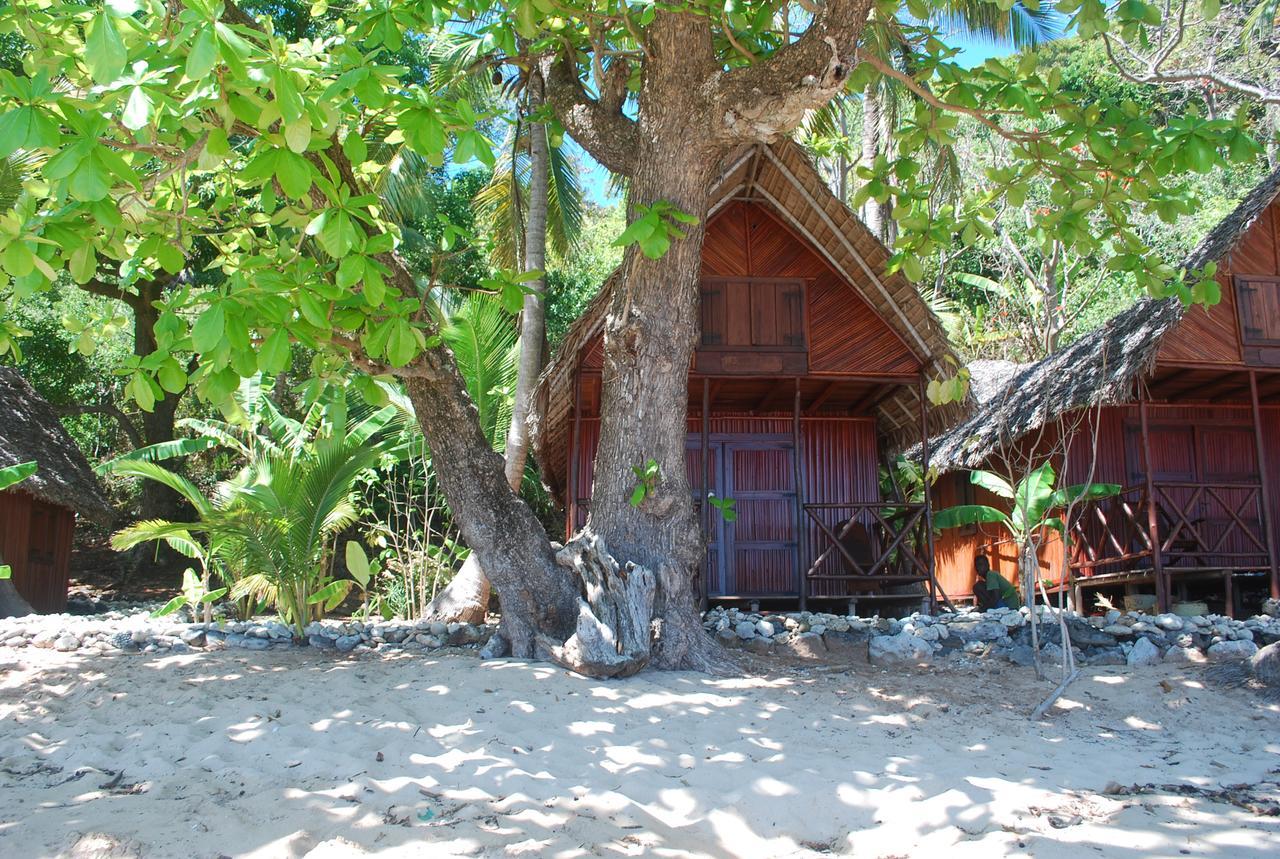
[927,161,1280,472]
[0,366,113,524]
[529,139,967,500]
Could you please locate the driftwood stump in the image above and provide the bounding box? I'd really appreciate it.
[538,534,656,678]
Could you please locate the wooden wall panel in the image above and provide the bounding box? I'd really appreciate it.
[0,490,72,613]
[699,201,919,377]
[936,401,1280,605]
[1158,198,1280,367]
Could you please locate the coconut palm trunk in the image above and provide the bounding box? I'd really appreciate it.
[424,73,552,626]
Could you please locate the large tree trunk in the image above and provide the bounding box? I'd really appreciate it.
[574,13,726,672]
[133,289,187,525]
[404,359,580,657]
[423,71,553,626]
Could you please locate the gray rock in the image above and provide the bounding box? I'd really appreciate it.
[1154,613,1184,631]
[785,632,826,659]
[756,620,777,638]
[869,632,932,667]
[715,627,738,646]
[1207,639,1259,662]
[234,635,270,651]
[744,636,774,655]
[1127,636,1162,667]
[1103,624,1135,637]
[1001,644,1037,667]
[447,624,484,646]
[1086,647,1126,666]
[479,634,510,660]
[248,626,271,639]
[1248,641,1280,686]
[335,635,361,653]
[32,630,58,649]
[308,635,336,650]
[822,630,869,659]
[384,627,408,644]
[429,621,448,636]
[180,628,206,648]
[734,621,756,640]
[53,634,79,652]
[1163,646,1205,665]
[131,629,150,644]
[965,621,1007,642]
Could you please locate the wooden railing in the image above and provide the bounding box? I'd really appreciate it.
[1068,482,1270,575]
[802,502,932,598]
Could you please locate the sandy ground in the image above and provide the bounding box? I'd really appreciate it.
[0,647,1277,859]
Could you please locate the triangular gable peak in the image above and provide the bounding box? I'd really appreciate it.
[1156,168,1280,371]
[530,140,965,501]
[699,199,919,377]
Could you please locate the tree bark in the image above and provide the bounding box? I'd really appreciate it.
[571,13,727,672]
[403,355,579,658]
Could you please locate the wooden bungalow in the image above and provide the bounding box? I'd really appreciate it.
[0,366,113,613]
[531,140,965,613]
[929,164,1280,617]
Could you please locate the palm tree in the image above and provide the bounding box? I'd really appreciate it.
[110,380,409,636]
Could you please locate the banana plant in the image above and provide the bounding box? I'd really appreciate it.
[934,462,1119,676]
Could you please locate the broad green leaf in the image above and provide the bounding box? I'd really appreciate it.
[933,504,1008,530]
[345,541,371,587]
[191,303,226,353]
[86,13,128,84]
[0,461,36,491]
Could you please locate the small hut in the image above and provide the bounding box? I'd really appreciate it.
[0,366,113,613]
[929,164,1280,616]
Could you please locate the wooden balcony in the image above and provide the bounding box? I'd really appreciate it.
[1066,481,1271,615]
[801,501,943,612]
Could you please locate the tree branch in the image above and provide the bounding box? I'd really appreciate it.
[712,0,875,143]
[539,51,639,176]
[57,402,143,448]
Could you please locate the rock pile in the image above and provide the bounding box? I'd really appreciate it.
[0,607,497,657]
[702,604,1280,668]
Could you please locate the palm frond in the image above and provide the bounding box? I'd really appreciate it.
[109,460,215,517]
[95,436,220,475]
[441,294,519,448]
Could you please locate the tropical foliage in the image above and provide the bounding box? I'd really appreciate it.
[109,379,408,635]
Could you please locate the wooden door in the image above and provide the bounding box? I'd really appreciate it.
[1197,425,1262,560]
[722,440,798,596]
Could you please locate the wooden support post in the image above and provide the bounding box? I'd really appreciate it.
[1249,370,1280,602]
[701,377,711,611]
[918,374,937,615]
[568,366,584,540]
[793,379,808,612]
[1139,396,1169,613]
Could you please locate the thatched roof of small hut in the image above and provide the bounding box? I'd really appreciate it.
[530,139,967,500]
[927,162,1280,472]
[0,366,113,524]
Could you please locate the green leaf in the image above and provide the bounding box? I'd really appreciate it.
[307,579,353,611]
[969,470,1016,500]
[191,303,226,353]
[629,484,646,507]
[152,594,189,618]
[0,565,10,580]
[258,328,291,374]
[933,504,1007,530]
[0,461,37,491]
[186,29,218,80]
[122,86,153,131]
[345,541,371,587]
[276,150,313,199]
[86,13,128,84]
[1201,0,1220,17]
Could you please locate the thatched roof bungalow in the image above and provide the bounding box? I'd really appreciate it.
[530,139,965,611]
[929,164,1280,617]
[0,366,112,612]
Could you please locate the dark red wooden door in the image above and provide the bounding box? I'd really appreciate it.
[688,437,799,598]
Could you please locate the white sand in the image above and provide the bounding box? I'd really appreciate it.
[1,648,1277,858]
